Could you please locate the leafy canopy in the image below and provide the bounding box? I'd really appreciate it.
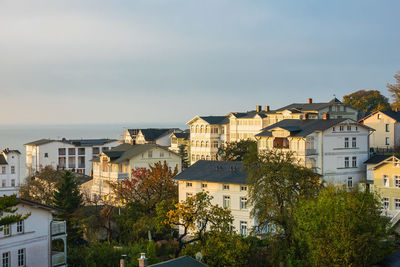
[294,186,393,267]
[218,139,257,161]
[342,89,391,113]
[0,194,30,230]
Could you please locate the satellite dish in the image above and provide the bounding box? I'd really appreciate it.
[195,252,203,262]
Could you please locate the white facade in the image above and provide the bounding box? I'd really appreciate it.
[0,149,21,197]
[257,119,371,186]
[0,200,67,267]
[25,139,119,177]
[177,180,254,236]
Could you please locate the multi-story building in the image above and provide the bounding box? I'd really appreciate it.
[365,155,400,220]
[0,149,21,197]
[187,98,358,164]
[169,131,190,154]
[0,198,67,267]
[174,160,255,236]
[359,110,400,151]
[91,143,182,200]
[25,138,119,177]
[123,128,181,146]
[255,118,372,185]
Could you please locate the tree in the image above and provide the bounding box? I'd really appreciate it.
[161,191,233,257]
[20,166,62,205]
[342,90,391,113]
[294,186,393,266]
[54,171,83,245]
[243,148,321,264]
[178,145,189,169]
[387,71,400,110]
[0,195,30,230]
[217,140,257,161]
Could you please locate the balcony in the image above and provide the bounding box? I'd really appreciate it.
[306,149,318,156]
[52,251,66,267]
[51,221,66,237]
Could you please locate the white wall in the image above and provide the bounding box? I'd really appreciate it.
[0,151,21,196]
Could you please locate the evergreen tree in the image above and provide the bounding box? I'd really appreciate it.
[178,144,189,169]
[53,171,83,245]
[387,71,400,109]
[0,195,30,230]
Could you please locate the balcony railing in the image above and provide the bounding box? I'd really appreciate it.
[51,221,66,236]
[306,149,318,155]
[52,251,66,266]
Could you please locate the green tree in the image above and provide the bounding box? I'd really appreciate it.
[243,148,321,264]
[294,186,393,266]
[54,171,83,245]
[161,191,233,257]
[217,139,257,161]
[0,195,30,230]
[387,71,400,110]
[342,89,391,113]
[178,145,189,169]
[20,166,62,205]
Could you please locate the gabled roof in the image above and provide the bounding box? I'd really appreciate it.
[171,132,190,140]
[101,143,179,164]
[256,118,351,138]
[364,154,392,164]
[24,139,54,146]
[18,198,62,213]
[229,111,269,119]
[276,98,343,112]
[140,129,176,141]
[150,256,208,267]
[174,160,247,184]
[2,148,21,154]
[187,115,229,125]
[360,110,400,123]
[0,154,8,165]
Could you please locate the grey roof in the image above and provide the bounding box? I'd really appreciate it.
[276,98,342,112]
[25,138,116,147]
[199,116,229,125]
[256,119,348,138]
[150,256,208,267]
[174,160,247,184]
[377,249,400,267]
[0,154,8,165]
[230,111,268,119]
[24,139,54,146]
[172,132,190,140]
[102,143,175,164]
[364,155,392,164]
[2,148,21,154]
[140,129,175,141]
[379,110,400,122]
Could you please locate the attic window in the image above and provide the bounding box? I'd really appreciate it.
[378,114,381,119]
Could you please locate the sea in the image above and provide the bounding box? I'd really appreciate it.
[0,123,186,178]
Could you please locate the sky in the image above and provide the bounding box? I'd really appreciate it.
[1,0,400,125]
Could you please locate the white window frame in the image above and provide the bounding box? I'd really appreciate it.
[352,157,357,167]
[1,166,6,174]
[186,182,192,187]
[17,248,25,267]
[386,137,390,146]
[240,186,247,191]
[223,196,231,208]
[395,199,400,210]
[3,224,10,236]
[352,137,356,148]
[395,176,400,188]
[240,221,247,236]
[383,175,389,187]
[16,221,23,233]
[2,252,10,267]
[10,166,15,174]
[240,197,248,210]
[223,184,230,190]
[386,124,390,132]
[344,137,349,148]
[383,197,389,209]
[201,183,207,188]
[347,177,353,189]
[344,157,349,168]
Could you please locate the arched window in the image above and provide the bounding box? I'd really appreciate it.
[200,126,204,133]
[201,155,205,160]
[205,141,209,147]
[195,125,199,133]
[206,155,210,160]
[196,155,200,161]
[196,141,200,147]
[192,154,195,161]
[201,141,204,147]
[205,126,209,133]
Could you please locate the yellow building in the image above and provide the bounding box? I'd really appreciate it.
[359,110,400,150]
[169,132,190,154]
[366,155,400,219]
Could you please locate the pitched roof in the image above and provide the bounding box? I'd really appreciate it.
[150,256,208,267]
[230,111,268,119]
[0,154,8,165]
[2,148,21,154]
[364,154,392,164]
[102,143,177,164]
[276,98,343,112]
[18,198,62,213]
[171,132,190,140]
[199,116,229,124]
[140,129,175,141]
[256,118,349,138]
[174,160,247,184]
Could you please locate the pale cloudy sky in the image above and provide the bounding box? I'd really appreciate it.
[1,0,399,124]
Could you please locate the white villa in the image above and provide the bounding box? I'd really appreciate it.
[25,138,119,177]
[0,198,67,267]
[174,160,254,236]
[0,149,21,197]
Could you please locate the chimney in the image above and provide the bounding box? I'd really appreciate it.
[323,113,330,120]
[265,105,270,112]
[138,253,147,267]
[308,98,313,104]
[256,105,262,112]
